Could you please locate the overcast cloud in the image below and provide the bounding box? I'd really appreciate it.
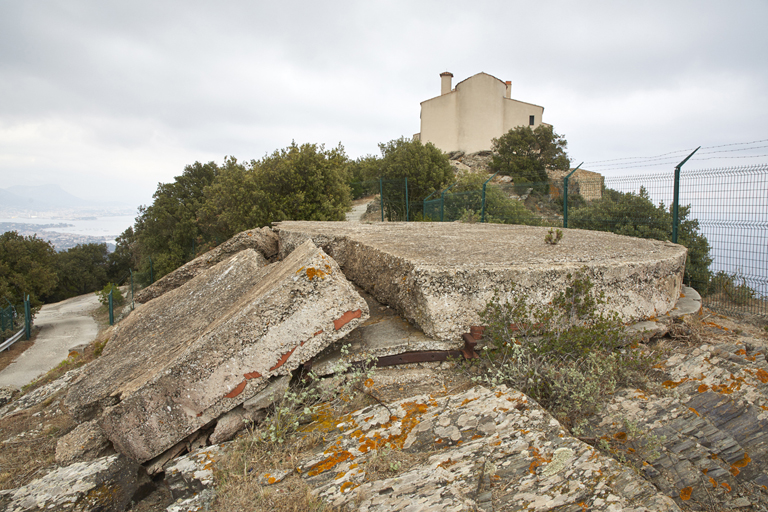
[1,0,766,209]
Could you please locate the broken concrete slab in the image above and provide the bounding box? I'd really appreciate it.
[669,284,702,319]
[64,241,368,463]
[242,374,292,412]
[0,454,140,512]
[274,221,687,342]
[55,420,113,466]
[209,405,266,444]
[295,385,681,511]
[309,286,456,375]
[135,226,278,303]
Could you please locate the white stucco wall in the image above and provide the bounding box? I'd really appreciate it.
[419,72,545,154]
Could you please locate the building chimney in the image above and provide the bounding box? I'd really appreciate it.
[440,71,453,95]
[505,81,511,99]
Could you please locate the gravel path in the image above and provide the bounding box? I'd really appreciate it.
[0,293,100,389]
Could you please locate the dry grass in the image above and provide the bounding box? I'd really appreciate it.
[0,388,76,490]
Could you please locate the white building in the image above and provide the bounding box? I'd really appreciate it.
[415,72,546,154]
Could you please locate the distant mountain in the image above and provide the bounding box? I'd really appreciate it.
[2,184,106,210]
[0,184,136,215]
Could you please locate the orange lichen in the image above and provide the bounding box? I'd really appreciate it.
[340,481,358,494]
[679,487,693,500]
[334,309,362,330]
[702,468,708,474]
[663,378,689,388]
[730,467,740,476]
[731,453,750,476]
[461,397,479,406]
[689,407,700,417]
[305,267,329,281]
[698,383,709,393]
[756,369,768,383]
[307,446,354,477]
[736,349,747,355]
[721,482,731,492]
[528,447,551,474]
[224,380,247,398]
[614,432,627,441]
[437,458,456,469]
[709,477,717,488]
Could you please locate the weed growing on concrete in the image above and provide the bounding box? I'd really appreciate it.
[476,271,660,428]
[544,228,563,245]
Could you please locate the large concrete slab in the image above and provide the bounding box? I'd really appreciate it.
[64,241,368,463]
[135,227,278,304]
[275,221,688,342]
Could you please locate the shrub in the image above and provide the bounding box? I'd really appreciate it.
[95,283,124,307]
[475,272,658,428]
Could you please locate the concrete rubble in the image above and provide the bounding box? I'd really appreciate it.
[135,226,278,303]
[274,221,687,342]
[64,240,368,463]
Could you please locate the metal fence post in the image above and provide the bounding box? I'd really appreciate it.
[24,295,30,340]
[379,177,384,222]
[108,290,114,326]
[563,163,582,229]
[130,269,135,311]
[423,188,439,219]
[672,148,700,243]
[481,172,499,223]
[404,177,409,222]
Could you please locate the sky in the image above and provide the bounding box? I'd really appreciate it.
[1,0,767,210]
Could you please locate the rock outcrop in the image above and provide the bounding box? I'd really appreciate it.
[64,241,368,463]
[293,385,680,511]
[275,221,687,342]
[135,226,278,303]
[0,454,141,512]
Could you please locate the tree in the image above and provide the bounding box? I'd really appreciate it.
[489,125,570,194]
[347,155,381,199]
[447,173,540,225]
[133,161,220,279]
[378,138,454,220]
[250,142,351,225]
[568,187,712,292]
[49,243,110,302]
[0,231,58,307]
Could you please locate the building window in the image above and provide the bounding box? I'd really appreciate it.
[529,115,535,126]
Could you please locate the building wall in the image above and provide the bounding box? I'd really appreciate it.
[419,72,545,154]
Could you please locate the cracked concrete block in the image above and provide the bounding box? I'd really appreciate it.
[243,374,291,412]
[1,454,140,512]
[275,221,687,341]
[135,227,278,303]
[64,241,368,463]
[55,420,114,466]
[209,405,266,444]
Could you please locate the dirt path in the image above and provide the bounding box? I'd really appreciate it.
[0,293,100,390]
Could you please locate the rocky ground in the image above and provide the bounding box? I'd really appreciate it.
[0,304,765,511]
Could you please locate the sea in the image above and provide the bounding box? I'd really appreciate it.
[0,215,135,247]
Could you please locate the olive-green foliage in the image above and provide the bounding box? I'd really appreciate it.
[124,143,352,282]
[450,173,539,225]
[568,187,713,293]
[253,142,351,225]
[96,282,124,307]
[348,155,381,199]
[378,138,453,218]
[48,243,110,302]
[0,231,58,308]
[477,272,657,427]
[710,271,757,306]
[489,125,570,195]
[133,161,219,280]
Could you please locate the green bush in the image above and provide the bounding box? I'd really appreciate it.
[96,283,124,307]
[475,272,658,428]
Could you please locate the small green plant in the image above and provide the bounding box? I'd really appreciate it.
[95,283,124,307]
[93,338,108,357]
[475,271,659,427]
[459,209,480,224]
[544,228,563,245]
